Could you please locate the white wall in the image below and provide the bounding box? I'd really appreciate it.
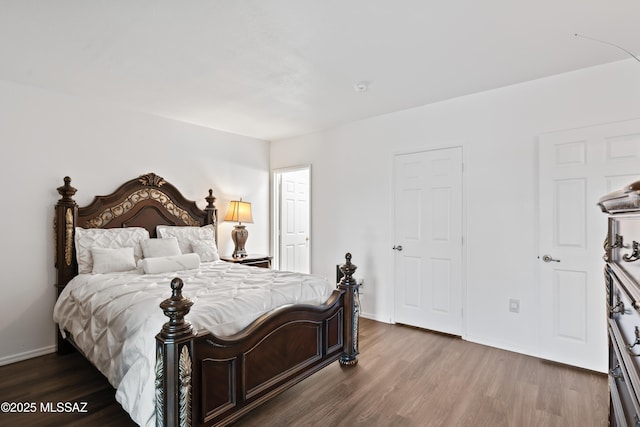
[270,59,640,358]
[0,80,270,365]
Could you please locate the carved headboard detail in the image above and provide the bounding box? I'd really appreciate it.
[82,187,203,228]
[54,173,217,294]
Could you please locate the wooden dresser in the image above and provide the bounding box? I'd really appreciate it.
[600,180,640,426]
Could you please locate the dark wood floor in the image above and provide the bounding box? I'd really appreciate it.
[0,319,608,426]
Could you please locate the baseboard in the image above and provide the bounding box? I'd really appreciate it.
[464,334,535,357]
[466,334,607,374]
[359,312,393,324]
[0,345,56,367]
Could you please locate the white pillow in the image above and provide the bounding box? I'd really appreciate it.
[156,225,215,254]
[191,239,220,262]
[141,237,181,258]
[139,253,201,274]
[91,247,137,274]
[75,227,150,274]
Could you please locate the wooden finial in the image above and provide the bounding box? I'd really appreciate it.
[205,189,216,208]
[339,252,357,286]
[159,278,194,340]
[57,176,77,203]
[204,188,217,227]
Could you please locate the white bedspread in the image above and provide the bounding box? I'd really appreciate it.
[53,261,333,426]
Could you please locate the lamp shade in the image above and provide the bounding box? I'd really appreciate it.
[224,200,253,224]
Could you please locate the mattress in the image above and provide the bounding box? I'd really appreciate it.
[53,261,333,426]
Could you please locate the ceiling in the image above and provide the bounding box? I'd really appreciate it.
[1,1,639,141]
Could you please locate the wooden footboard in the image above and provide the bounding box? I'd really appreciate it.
[156,254,360,427]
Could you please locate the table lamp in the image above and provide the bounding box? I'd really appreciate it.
[224,199,253,258]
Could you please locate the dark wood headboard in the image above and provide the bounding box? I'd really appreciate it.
[54,173,217,294]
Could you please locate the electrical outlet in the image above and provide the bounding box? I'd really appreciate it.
[509,298,520,313]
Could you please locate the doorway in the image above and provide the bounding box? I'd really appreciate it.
[393,146,463,335]
[272,166,311,273]
[537,118,640,372]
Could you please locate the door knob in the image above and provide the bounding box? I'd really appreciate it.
[540,254,560,263]
[392,245,403,251]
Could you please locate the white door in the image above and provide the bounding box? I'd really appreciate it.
[538,118,640,372]
[277,167,310,273]
[394,147,463,335]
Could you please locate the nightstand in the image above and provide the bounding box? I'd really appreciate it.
[220,254,272,269]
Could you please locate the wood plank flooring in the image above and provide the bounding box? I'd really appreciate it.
[0,318,608,426]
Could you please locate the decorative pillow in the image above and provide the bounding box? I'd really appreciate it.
[91,247,137,274]
[191,239,220,262]
[139,253,201,274]
[75,227,150,274]
[141,237,181,258]
[156,225,215,254]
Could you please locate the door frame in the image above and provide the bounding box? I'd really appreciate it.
[271,165,312,272]
[390,143,467,339]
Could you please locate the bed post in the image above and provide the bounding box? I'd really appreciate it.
[204,189,216,225]
[156,278,196,427]
[55,177,78,354]
[55,176,78,292]
[338,253,360,366]
[204,189,218,245]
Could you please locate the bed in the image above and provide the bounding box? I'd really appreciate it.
[53,173,360,427]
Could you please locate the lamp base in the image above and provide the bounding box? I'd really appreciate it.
[231,225,248,258]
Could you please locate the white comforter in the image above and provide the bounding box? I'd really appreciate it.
[53,261,333,426]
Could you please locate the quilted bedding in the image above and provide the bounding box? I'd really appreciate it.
[53,261,333,426]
